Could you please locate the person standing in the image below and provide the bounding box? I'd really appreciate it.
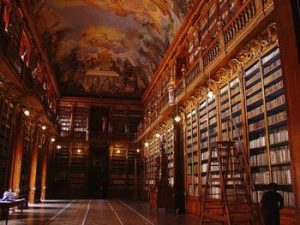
[261,182,284,225]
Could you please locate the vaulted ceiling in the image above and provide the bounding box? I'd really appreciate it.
[29,0,193,100]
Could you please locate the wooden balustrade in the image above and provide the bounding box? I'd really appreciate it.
[185,61,201,87]
[202,39,221,67]
[89,131,132,141]
[223,0,256,46]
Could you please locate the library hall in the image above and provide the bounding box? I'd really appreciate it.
[0,0,299,224]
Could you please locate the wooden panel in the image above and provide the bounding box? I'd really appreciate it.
[186,197,201,215]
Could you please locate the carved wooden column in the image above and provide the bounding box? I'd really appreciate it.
[273,0,300,219]
[40,136,51,200]
[28,122,41,203]
[9,105,24,196]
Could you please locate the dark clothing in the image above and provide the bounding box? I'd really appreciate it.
[261,191,284,225]
[262,209,280,225]
[261,191,284,210]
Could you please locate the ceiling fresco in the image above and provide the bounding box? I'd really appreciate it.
[29,0,194,99]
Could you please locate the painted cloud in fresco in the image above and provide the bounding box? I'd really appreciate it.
[29,0,193,98]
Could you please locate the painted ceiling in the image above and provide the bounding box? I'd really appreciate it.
[29,0,194,99]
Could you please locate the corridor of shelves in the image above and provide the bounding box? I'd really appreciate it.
[3,200,202,225]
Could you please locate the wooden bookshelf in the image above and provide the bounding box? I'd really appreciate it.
[185,109,199,197]
[53,143,88,198]
[244,46,294,207]
[182,44,295,215]
[57,106,72,137]
[144,135,160,192]
[219,77,243,142]
[54,144,70,193]
[69,147,88,197]
[73,107,89,140]
[0,99,14,194]
[164,125,175,187]
[108,143,129,197]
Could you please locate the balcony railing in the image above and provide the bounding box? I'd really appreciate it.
[59,130,88,141]
[89,131,133,141]
[185,61,201,87]
[0,26,57,126]
[223,0,256,46]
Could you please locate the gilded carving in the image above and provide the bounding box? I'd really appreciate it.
[192,87,206,100]
[263,22,278,45]
[207,78,218,91]
[228,59,243,77]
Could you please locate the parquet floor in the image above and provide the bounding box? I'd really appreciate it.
[0,200,202,225]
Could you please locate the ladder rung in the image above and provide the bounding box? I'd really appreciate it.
[225,177,244,181]
[202,213,228,222]
[206,199,223,202]
[226,194,247,197]
[227,201,250,205]
[204,206,224,209]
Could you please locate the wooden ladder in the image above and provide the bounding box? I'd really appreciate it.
[200,141,256,225]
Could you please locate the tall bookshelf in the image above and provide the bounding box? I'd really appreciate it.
[57,106,72,137]
[219,77,243,141]
[198,97,218,196]
[145,136,160,191]
[69,146,87,196]
[198,100,208,194]
[54,144,70,187]
[54,144,88,198]
[108,144,130,197]
[244,46,294,206]
[0,99,14,194]
[163,125,175,186]
[187,29,200,67]
[73,107,89,140]
[185,109,199,197]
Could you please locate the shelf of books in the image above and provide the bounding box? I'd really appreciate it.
[187,29,200,68]
[198,96,218,196]
[244,46,294,207]
[19,120,33,197]
[73,107,89,140]
[57,106,72,137]
[109,144,127,195]
[69,147,88,195]
[145,136,160,191]
[163,125,175,186]
[127,144,139,193]
[0,99,14,193]
[185,109,199,197]
[219,77,243,141]
[54,144,70,186]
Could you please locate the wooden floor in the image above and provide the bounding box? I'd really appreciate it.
[1,200,202,225]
